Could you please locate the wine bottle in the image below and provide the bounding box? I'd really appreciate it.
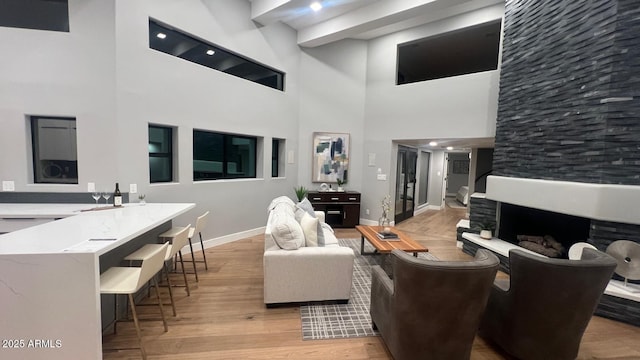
[113,182,123,207]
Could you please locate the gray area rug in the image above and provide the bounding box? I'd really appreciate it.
[300,238,437,340]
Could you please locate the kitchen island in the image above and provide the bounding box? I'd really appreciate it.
[0,203,194,360]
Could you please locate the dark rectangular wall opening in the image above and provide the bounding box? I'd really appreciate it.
[498,203,591,255]
[0,0,69,32]
[396,20,501,84]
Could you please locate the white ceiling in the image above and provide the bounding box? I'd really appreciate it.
[250,0,504,47]
[249,0,503,151]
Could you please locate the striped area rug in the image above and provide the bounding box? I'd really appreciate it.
[300,238,437,340]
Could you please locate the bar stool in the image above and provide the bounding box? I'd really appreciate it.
[188,211,210,280]
[125,225,192,303]
[166,211,210,282]
[100,242,169,360]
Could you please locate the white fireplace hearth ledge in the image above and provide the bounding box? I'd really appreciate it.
[462,232,545,258]
[486,175,640,226]
[462,232,640,304]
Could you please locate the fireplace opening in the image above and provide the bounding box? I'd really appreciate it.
[498,203,591,258]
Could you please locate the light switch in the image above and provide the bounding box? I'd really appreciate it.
[129,184,138,194]
[2,181,15,191]
[87,182,96,192]
[287,151,295,164]
[368,153,376,166]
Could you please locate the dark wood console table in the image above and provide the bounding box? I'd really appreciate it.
[308,191,360,228]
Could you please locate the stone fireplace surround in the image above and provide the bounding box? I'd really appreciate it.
[462,175,640,326]
[461,0,640,327]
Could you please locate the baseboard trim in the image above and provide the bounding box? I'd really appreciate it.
[182,226,266,253]
[359,218,378,226]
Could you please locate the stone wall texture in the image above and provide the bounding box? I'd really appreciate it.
[469,196,497,233]
[493,0,640,185]
[477,0,640,327]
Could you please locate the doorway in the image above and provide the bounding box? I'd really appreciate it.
[395,146,417,223]
[444,152,470,208]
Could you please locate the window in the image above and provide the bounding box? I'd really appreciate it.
[272,138,285,178]
[148,19,285,91]
[149,125,174,183]
[30,116,77,184]
[0,0,69,32]
[193,130,256,181]
[397,20,501,84]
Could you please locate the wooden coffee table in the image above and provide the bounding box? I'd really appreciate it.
[356,225,429,257]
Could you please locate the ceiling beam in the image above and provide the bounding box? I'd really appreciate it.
[250,0,292,25]
[297,0,496,47]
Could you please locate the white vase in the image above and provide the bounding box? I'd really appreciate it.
[480,230,492,239]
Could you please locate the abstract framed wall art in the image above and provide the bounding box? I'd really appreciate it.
[312,132,350,183]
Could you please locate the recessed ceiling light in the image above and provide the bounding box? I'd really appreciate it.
[447,146,453,150]
[156,32,166,39]
[429,141,438,146]
[206,49,215,56]
[310,2,322,12]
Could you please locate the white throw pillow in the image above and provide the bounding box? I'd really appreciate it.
[300,212,319,247]
[270,211,305,250]
[295,199,325,246]
[296,198,315,216]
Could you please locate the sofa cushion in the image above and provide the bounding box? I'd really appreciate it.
[295,199,325,246]
[300,212,320,247]
[270,211,305,250]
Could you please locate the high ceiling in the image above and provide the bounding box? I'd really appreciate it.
[249,0,504,47]
[249,0,503,151]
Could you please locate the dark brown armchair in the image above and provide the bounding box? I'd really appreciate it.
[478,248,617,360]
[370,249,500,360]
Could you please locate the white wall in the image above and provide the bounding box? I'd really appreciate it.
[112,0,302,237]
[0,0,303,240]
[360,4,503,220]
[0,0,117,192]
[297,39,368,193]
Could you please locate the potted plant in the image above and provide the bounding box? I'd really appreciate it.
[476,220,496,239]
[294,186,308,201]
[336,178,347,191]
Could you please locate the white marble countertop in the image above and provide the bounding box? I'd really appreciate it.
[0,203,96,218]
[0,203,194,255]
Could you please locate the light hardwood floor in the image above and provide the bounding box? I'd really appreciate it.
[103,206,640,359]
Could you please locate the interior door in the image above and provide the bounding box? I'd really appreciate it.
[395,147,417,224]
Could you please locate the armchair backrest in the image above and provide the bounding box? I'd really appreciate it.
[507,248,616,322]
[387,249,499,359]
[392,248,500,305]
[497,248,617,359]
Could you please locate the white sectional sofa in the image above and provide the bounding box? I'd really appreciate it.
[263,196,355,306]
